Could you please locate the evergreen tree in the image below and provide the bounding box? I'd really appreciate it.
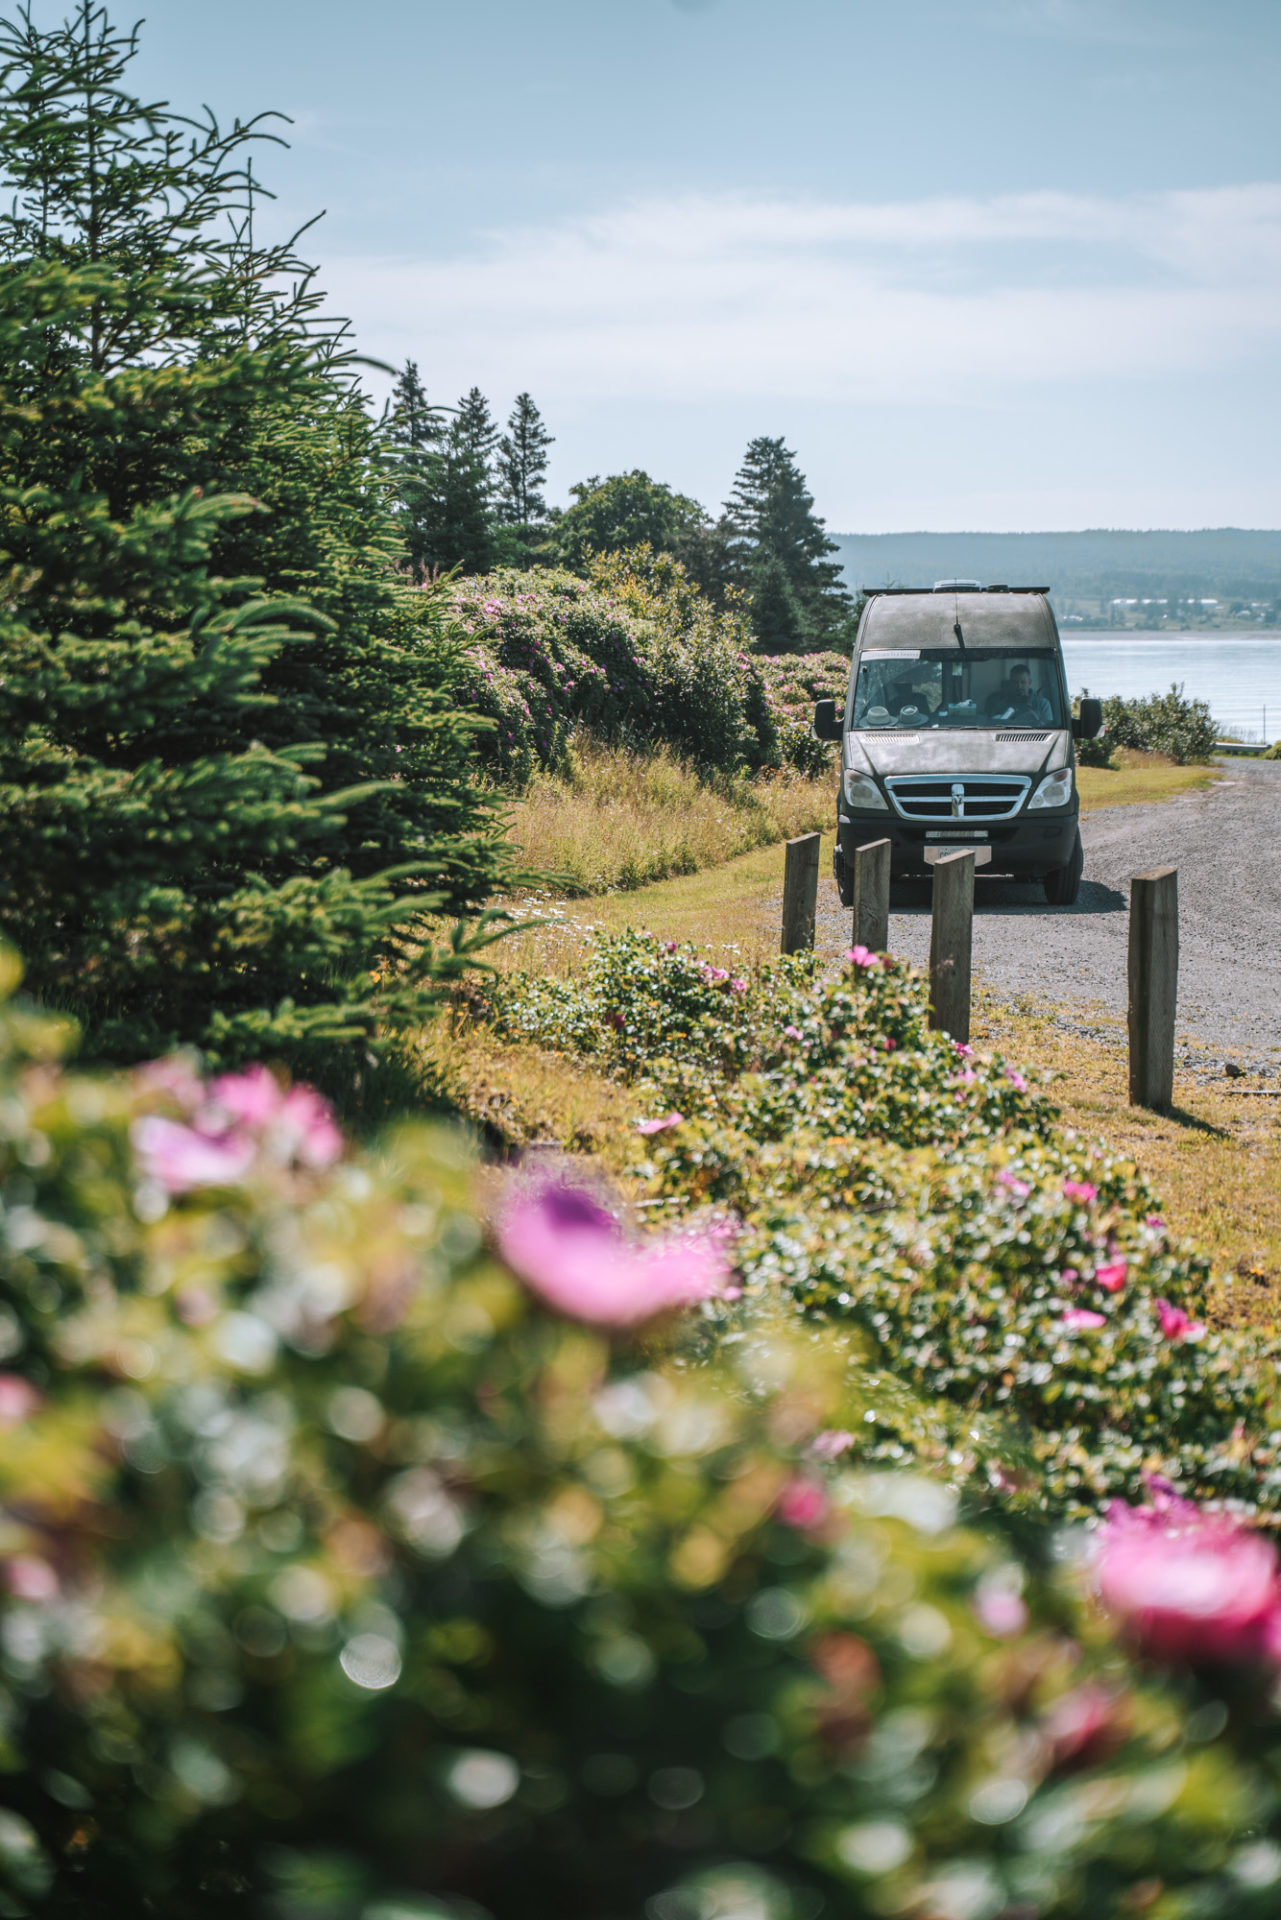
[456,384,499,489]
[750,553,805,653]
[724,435,852,650]
[497,391,553,524]
[0,1,506,1092]
[388,358,444,584]
[410,396,496,575]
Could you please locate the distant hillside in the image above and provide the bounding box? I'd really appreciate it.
[831,530,1281,625]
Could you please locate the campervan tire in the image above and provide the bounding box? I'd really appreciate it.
[1043,829,1083,905]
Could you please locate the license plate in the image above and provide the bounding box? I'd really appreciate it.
[924,845,992,867]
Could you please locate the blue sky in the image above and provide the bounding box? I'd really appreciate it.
[58,0,1281,530]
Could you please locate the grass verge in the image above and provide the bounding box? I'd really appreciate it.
[501,736,831,896]
[1077,746,1218,811]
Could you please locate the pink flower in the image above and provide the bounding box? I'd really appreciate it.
[0,1376,41,1429]
[702,965,730,985]
[1063,1180,1098,1204]
[843,945,879,970]
[1062,1308,1107,1331]
[955,1066,977,1086]
[496,1180,729,1328]
[1096,1496,1281,1663]
[1060,1268,1079,1288]
[1006,1070,1029,1093]
[131,1066,343,1194]
[809,1429,855,1461]
[1156,1298,1206,1342]
[130,1116,257,1194]
[954,1041,974,1059]
[973,1577,1028,1638]
[663,940,678,953]
[1146,1214,1166,1230]
[636,1112,683,1135]
[3,1557,58,1602]
[729,978,748,995]
[997,1169,1031,1198]
[777,1476,831,1532]
[1096,1261,1128,1295]
[783,1025,803,1041]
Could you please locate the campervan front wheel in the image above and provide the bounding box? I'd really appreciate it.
[1043,829,1083,906]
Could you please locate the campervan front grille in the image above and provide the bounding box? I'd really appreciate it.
[883,774,1031,824]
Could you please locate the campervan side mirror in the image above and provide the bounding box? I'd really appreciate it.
[813,698,842,742]
[1074,697,1103,741]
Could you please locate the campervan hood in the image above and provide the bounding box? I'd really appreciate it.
[847,730,1070,778]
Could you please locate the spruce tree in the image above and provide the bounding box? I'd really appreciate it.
[411,397,496,575]
[388,358,444,584]
[0,1,506,1091]
[497,391,553,524]
[724,435,852,650]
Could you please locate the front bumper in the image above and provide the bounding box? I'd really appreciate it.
[835,805,1078,885]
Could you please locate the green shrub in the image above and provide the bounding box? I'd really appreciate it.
[488,930,1281,1518]
[1098,685,1218,763]
[3,952,1281,1918]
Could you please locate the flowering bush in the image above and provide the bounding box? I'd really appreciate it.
[489,931,1281,1518]
[448,550,850,789]
[7,965,1281,1915]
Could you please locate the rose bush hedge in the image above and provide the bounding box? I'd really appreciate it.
[9,950,1281,1916]
[448,550,848,788]
[487,930,1281,1520]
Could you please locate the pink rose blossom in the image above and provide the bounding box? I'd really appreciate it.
[783,1025,803,1041]
[130,1116,257,1193]
[973,1577,1028,1638]
[0,1376,41,1429]
[132,1064,343,1194]
[997,1169,1031,1198]
[1063,1180,1098,1204]
[777,1476,831,1532]
[3,1557,58,1602]
[954,1041,975,1059]
[134,1055,203,1113]
[663,941,678,953]
[1096,1495,1281,1663]
[1006,1069,1029,1093]
[636,1113,684,1135]
[1062,1308,1107,1331]
[843,945,879,970]
[1156,1298,1206,1342]
[955,1066,977,1086]
[702,965,730,985]
[496,1180,728,1328]
[1096,1261,1128,1295]
[809,1429,855,1461]
[729,978,748,995]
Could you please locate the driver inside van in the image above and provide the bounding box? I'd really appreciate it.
[987,662,1052,725]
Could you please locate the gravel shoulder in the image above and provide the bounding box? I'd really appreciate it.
[813,758,1281,1073]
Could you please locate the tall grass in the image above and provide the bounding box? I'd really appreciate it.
[502,735,831,896]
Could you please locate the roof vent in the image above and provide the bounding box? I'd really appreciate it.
[932,579,983,592]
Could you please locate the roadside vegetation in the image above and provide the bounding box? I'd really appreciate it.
[504,737,830,896]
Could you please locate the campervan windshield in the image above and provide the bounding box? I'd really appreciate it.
[852,648,1066,732]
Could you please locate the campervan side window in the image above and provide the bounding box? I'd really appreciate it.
[851,649,1066,732]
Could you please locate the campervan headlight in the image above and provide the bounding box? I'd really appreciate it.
[1028,767,1074,811]
[842,770,888,811]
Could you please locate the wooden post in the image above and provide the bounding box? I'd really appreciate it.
[852,837,891,953]
[781,833,820,954]
[928,850,974,1041]
[1128,866,1178,1112]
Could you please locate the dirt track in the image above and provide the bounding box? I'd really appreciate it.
[812,758,1281,1075]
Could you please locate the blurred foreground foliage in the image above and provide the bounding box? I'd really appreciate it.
[3,953,1281,1918]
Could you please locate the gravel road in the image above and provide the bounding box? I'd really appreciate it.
[813,758,1281,1073]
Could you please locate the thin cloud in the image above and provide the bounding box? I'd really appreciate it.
[323,184,1281,406]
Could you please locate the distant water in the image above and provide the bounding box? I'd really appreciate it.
[1060,631,1281,745]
